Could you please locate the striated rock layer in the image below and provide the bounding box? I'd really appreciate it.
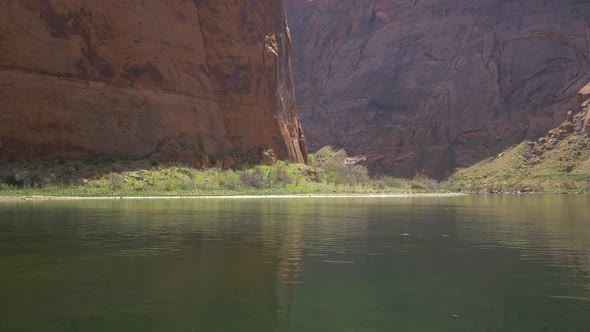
[0,0,307,164]
[287,0,590,177]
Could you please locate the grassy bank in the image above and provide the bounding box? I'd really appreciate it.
[3,136,589,197]
[449,133,590,193]
[0,149,446,197]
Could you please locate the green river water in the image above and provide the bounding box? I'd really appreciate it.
[0,195,589,331]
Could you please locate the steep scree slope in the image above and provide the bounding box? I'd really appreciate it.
[0,0,307,164]
[287,0,590,177]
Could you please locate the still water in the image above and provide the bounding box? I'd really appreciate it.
[0,195,589,331]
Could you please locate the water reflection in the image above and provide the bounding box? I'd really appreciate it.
[0,195,589,331]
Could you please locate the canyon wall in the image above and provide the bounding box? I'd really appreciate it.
[287,0,590,177]
[0,0,307,164]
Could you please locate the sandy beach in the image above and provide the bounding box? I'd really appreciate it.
[0,193,465,202]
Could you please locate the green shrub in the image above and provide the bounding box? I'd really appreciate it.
[314,146,335,161]
[240,168,269,189]
[218,170,243,191]
[106,173,125,190]
[268,162,294,187]
[381,176,407,188]
[307,154,315,166]
[411,173,440,191]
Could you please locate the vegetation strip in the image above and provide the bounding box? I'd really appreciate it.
[0,146,453,197]
[1,141,588,197]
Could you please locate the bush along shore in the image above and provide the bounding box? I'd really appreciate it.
[1,143,589,197]
[0,147,447,197]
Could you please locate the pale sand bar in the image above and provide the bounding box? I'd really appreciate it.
[0,193,465,202]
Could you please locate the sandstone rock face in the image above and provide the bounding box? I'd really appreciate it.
[578,83,590,136]
[287,0,590,177]
[0,0,307,164]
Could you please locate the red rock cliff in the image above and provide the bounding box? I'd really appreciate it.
[0,0,307,164]
[287,0,590,177]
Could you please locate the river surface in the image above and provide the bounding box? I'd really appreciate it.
[0,195,589,331]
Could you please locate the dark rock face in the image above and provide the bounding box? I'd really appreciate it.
[287,0,590,177]
[0,0,307,164]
